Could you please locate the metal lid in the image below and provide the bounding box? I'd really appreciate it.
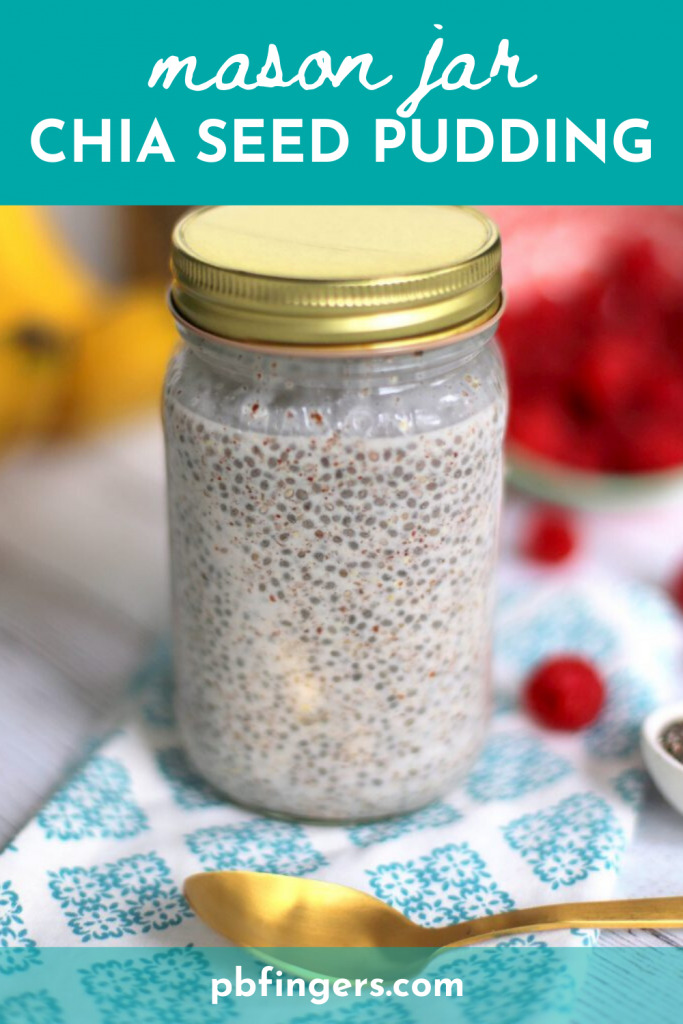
[170,206,502,349]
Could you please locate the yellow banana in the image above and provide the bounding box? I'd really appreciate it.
[59,284,177,433]
[0,206,102,447]
[0,324,74,445]
[0,206,103,331]
[0,209,178,448]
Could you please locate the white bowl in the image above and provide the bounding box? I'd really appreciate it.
[641,701,683,817]
[507,444,683,512]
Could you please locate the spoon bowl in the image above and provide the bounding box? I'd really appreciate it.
[184,872,425,945]
[184,871,430,979]
[184,871,683,979]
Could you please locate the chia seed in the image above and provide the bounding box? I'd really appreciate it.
[166,372,505,821]
[661,721,683,764]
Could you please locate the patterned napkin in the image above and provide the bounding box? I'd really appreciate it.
[1,570,680,957]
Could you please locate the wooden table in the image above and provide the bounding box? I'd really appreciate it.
[1,417,682,952]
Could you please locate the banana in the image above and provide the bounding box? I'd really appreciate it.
[0,324,74,445]
[59,284,177,433]
[0,208,177,448]
[0,206,102,331]
[0,206,102,447]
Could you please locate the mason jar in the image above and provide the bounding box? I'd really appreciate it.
[164,205,507,821]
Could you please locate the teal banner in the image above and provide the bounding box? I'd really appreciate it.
[1,947,682,1023]
[3,0,680,203]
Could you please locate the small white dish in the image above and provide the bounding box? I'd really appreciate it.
[641,701,683,817]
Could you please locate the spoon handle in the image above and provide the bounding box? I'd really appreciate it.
[431,896,683,948]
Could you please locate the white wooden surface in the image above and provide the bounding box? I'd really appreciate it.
[0,416,681,951]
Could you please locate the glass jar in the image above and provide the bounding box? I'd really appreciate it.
[164,205,507,821]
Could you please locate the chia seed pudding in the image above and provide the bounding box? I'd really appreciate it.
[165,205,507,821]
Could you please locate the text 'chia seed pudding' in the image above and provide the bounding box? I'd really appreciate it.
[165,205,508,821]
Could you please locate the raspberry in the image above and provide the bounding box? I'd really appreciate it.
[559,417,607,471]
[614,239,664,309]
[636,370,683,419]
[523,656,606,730]
[574,275,610,332]
[621,419,683,472]
[576,330,646,414]
[522,507,577,564]
[507,396,574,463]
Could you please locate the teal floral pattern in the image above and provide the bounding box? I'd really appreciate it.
[37,757,147,841]
[48,853,191,941]
[570,928,599,946]
[495,935,548,948]
[425,949,575,1024]
[0,577,674,966]
[367,843,514,926]
[466,733,571,802]
[494,593,618,673]
[612,768,648,807]
[156,747,224,810]
[348,803,460,847]
[292,1006,414,1024]
[503,794,625,888]
[585,670,655,759]
[0,882,39,974]
[0,991,64,1024]
[80,949,218,1023]
[186,820,326,876]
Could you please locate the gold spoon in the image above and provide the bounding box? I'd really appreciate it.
[185,871,683,977]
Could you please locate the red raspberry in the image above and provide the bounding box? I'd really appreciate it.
[507,396,574,463]
[497,310,529,365]
[522,507,577,564]
[665,304,683,358]
[638,372,683,415]
[559,417,607,471]
[621,418,683,472]
[573,275,610,332]
[576,330,646,415]
[524,656,606,730]
[613,239,664,309]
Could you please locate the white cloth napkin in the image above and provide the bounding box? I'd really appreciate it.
[1,571,680,954]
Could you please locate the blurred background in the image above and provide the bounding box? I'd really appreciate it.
[1,205,683,846]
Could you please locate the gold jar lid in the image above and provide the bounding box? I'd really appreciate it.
[171,206,501,351]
